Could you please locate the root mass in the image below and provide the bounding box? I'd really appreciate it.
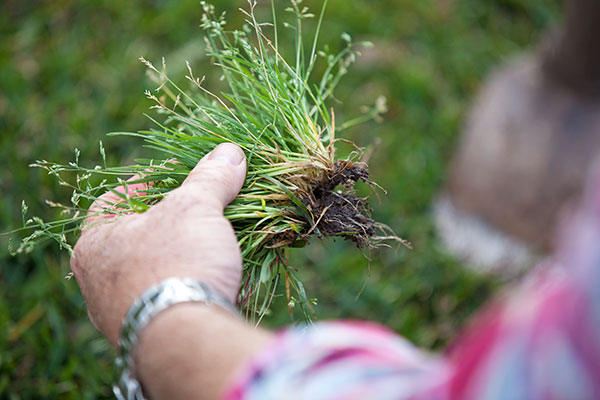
[303,160,376,247]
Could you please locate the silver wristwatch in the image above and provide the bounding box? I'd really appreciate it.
[113,278,238,400]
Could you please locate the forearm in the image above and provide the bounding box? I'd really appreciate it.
[134,303,274,400]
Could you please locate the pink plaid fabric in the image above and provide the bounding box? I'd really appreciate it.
[225,170,600,400]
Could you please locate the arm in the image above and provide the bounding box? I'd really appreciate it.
[221,170,600,400]
[72,142,600,400]
[71,143,273,399]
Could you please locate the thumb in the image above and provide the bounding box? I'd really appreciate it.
[178,143,247,211]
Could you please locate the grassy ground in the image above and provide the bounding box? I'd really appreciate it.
[1,0,558,398]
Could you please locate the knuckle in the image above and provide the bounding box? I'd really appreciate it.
[179,164,238,204]
[191,162,236,187]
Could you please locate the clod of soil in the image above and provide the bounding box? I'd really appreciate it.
[303,160,376,247]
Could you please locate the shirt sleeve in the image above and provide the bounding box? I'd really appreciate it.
[224,171,600,400]
[224,321,450,400]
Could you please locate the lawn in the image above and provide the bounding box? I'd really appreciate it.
[0,0,558,398]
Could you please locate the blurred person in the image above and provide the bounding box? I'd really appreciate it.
[72,143,600,400]
[436,0,600,275]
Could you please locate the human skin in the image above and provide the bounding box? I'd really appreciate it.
[70,143,274,399]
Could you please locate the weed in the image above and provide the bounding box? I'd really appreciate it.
[9,0,404,322]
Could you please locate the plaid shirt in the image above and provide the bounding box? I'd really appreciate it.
[225,172,600,400]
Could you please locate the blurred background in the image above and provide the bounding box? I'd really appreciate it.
[1,0,560,398]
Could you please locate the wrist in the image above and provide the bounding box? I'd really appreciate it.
[113,278,239,399]
[134,304,243,399]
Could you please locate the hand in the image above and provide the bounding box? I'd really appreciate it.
[70,143,247,346]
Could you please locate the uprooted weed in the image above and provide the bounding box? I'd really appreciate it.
[9,0,407,322]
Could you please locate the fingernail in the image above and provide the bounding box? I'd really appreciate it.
[207,143,245,165]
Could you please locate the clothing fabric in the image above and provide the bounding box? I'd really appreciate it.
[225,171,600,400]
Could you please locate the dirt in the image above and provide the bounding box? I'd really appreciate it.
[302,160,376,247]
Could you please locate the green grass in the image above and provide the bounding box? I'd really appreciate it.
[12,1,395,322]
[1,0,558,398]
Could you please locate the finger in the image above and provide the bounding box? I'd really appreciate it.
[174,143,247,212]
[85,174,150,227]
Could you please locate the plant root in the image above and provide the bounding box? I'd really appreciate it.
[302,160,376,247]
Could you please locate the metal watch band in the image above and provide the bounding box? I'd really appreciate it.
[113,278,238,400]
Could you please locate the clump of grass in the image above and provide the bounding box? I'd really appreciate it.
[9,0,407,322]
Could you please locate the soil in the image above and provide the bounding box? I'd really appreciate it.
[302,160,376,247]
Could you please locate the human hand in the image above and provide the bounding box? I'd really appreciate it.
[70,143,247,346]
